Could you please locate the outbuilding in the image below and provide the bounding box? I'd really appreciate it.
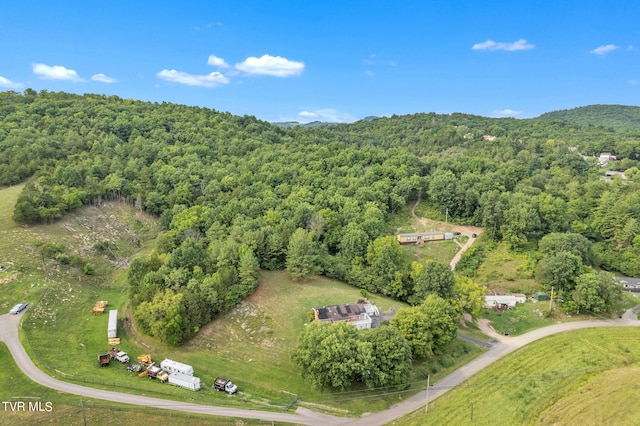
[484,295,517,310]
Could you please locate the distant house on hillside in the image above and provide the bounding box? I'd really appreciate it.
[313,303,380,330]
[483,135,497,141]
[598,152,617,167]
[397,231,453,245]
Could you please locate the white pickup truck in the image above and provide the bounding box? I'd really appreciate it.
[114,351,130,363]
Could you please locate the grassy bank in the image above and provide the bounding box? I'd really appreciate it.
[402,327,640,425]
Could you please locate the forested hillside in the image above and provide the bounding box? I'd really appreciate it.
[2,89,640,344]
[538,104,640,131]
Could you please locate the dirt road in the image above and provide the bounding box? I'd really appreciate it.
[409,194,483,269]
[2,307,639,425]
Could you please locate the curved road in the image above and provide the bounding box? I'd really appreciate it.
[1,309,639,425]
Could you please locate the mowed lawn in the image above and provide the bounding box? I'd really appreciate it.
[402,327,640,425]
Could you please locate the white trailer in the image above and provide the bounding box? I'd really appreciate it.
[160,359,194,376]
[107,310,118,338]
[168,372,201,391]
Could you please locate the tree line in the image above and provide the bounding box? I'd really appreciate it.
[2,89,639,346]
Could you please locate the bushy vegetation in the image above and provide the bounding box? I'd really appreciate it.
[2,90,640,346]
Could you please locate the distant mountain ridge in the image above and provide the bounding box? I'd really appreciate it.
[271,121,338,128]
[537,104,640,131]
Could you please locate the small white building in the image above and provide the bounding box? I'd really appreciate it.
[484,295,518,309]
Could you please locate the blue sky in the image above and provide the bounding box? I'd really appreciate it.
[1,1,638,122]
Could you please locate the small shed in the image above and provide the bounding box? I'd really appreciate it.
[535,292,548,301]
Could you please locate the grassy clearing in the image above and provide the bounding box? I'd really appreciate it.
[403,240,460,265]
[388,204,464,265]
[477,242,539,294]
[401,327,640,425]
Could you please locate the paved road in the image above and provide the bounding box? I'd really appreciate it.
[1,309,639,425]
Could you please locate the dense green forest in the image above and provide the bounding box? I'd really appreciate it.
[538,104,640,131]
[2,89,640,345]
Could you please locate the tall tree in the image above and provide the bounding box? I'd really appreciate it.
[286,228,321,281]
[454,276,486,319]
[409,260,455,305]
[291,321,373,390]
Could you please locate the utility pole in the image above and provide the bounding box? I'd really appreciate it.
[445,208,448,229]
[425,375,430,413]
[549,286,554,311]
[80,397,86,426]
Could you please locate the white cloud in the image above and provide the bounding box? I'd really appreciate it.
[235,54,304,77]
[297,108,355,123]
[299,111,317,118]
[472,39,534,51]
[492,109,522,117]
[629,80,640,86]
[365,70,374,76]
[91,73,117,83]
[156,69,230,87]
[208,54,230,68]
[0,76,23,89]
[32,63,83,81]
[590,44,619,55]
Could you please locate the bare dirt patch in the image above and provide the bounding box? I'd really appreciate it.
[0,273,18,285]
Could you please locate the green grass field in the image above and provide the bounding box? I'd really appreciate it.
[402,327,640,425]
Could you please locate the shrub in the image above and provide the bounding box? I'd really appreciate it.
[439,355,455,368]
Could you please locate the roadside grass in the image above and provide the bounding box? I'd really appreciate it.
[0,342,274,425]
[457,320,494,343]
[480,302,557,336]
[401,327,640,425]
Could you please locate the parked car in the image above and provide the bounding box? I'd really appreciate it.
[471,233,477,238]
[10,302,28,315]
[453,231,462,236]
